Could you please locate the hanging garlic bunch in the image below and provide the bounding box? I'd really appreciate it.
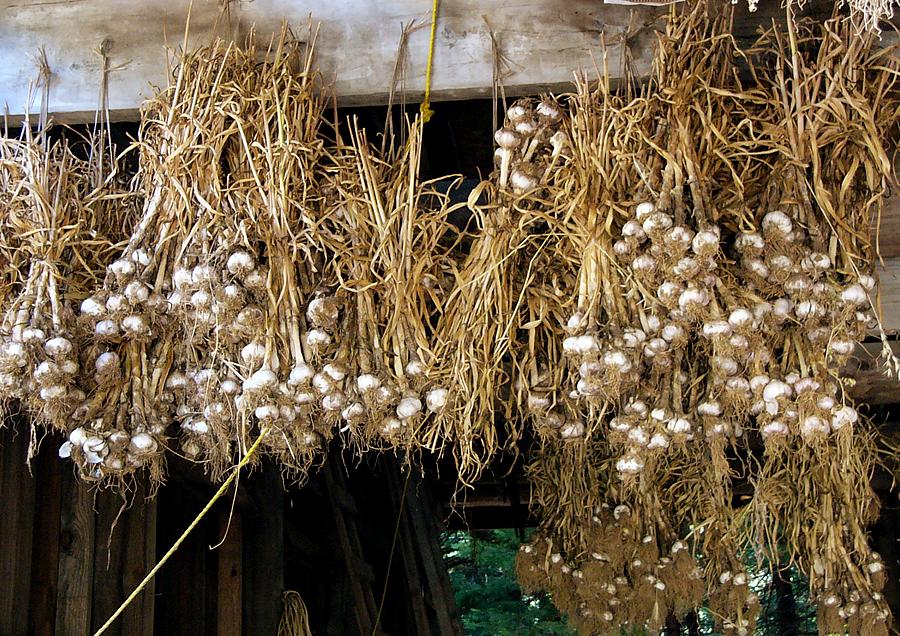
[0,107,92,433]
[317,117,452,452]
[517,505,705,635]
[428,96,570,481]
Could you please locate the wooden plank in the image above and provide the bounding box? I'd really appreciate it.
[879,258,900,333]
[91,490,128,636]
[216,511,242,636]
[56,468,97,636]
[872,154,900,258]
[118,491,156,636]
[154,483,208,635]
[383,460,431,636]
[416,472,464,636]
[843,341,900,405]
[1,0,662,123]
[403,473,460,636]
[242,462,284,636]
[0,420,37,636]
[89,487,155,636]
[28,442,63,636]
[324,462,375,636]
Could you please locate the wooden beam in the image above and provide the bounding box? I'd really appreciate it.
[89,487,156,636]
[28,441,63,636]
[9,0,816,124]
[879,259,900,333]
[118,491,156,636]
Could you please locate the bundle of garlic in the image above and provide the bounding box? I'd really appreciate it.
[512,2,899,633]
[316,117,454,451]
[72,26,330,481]
[516,505,706,635]
[427,96,573,482]
[0,132,87,432]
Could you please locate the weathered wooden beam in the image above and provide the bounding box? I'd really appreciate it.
[0,0,662,123]
[843,341,900,405]
[28,442,63,636]
[878,259,900,333]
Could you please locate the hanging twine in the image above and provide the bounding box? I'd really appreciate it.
[419,0,440,122]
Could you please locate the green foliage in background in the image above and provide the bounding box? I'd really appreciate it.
[442,529,573,635]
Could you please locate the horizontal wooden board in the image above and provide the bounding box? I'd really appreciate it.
[0,0,664,123]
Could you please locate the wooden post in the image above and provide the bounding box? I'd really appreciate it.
[383,461,430,635]
[216,511,243,636]
[404,470,462,636]
[243,462,284,636]
[56,468,97,636]
[0,423,37,636]
[28,443,63,636]
[119,491,157,636]
[324,462,376,635]
[89,487,156,636]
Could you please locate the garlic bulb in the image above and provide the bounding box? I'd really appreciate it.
[396,396,423,419]
[425,387,449,413]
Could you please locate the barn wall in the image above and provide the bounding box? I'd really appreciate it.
[0,423,461,636]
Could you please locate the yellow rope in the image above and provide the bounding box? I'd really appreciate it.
[419,0,440,123]
[94,428,270,636]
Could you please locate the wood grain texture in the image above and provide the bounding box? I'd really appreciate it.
[1,0,659,122]
[242,462,284,636]
[28,443,63,636]
[216,511,242,636]
[56,469,96,636]
[878,258,900,333]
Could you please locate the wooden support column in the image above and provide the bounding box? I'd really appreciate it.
[383,462,431,636]
[56,465,97,636]
[0,423,37,636]
[28,443,63,636]
[217,511,243,636]
[90,487,156,636]
[324,460,379,636]
[243,462,284,636]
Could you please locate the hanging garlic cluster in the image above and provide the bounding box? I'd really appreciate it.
[0,127,91,433]
[427,96,571,481]
[517,505,706,635]
[316,119,453,451]
[516,4,898,634]
[816,554,891,636]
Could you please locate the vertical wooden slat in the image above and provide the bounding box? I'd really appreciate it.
[119,492,157,636]
[154,484,207,635]
[91,491,128,636]
[0,423,37,636]
[409,473,463,636]
[243,462,284,636]
[325,463,375,636]
[56,470,97,636]
[28,443,64,636]
[216,511,242,635]
[383,462,430,636]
